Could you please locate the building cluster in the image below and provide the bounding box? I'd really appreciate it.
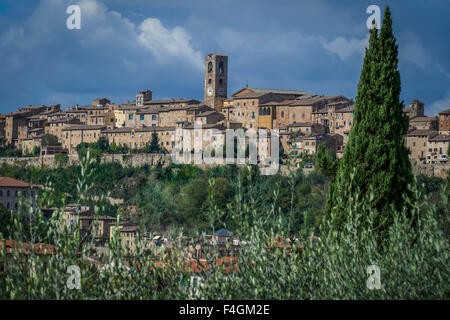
[0,53,448,166]
[404,100,450,164]
[60,204,239,260]
[0,54,357,160]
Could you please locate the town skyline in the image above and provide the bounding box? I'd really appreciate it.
[0,0,449,115]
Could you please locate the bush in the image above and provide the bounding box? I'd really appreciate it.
[0,154,448,299]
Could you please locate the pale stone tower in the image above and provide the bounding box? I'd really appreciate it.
[409,99,424,119]
[204,54,228,112]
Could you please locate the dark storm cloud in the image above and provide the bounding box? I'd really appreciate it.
[0,0,449,115]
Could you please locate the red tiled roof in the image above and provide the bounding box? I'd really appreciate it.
[0,239,57,255]
[0,177,39,188]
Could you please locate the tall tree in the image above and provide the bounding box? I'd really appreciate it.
[328,7,413,233]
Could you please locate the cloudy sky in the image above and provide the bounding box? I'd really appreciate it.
[0,0,449,115]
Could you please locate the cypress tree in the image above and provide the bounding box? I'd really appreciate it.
[328,7,413,233]
[150,131,160,153]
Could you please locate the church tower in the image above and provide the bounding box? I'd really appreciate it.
[204,54,228,112]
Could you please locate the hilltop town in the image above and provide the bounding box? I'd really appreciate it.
[0,53,447,174]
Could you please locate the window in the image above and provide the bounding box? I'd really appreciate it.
[208,79,212,84]
[208,62,213,73]
[218,61,224,73]
[129,114,134,120]
[0,190,2,197]
[7,190,10,197]
[281,111,284,118]
[252,112,255,119]
[140,115,144,121]
[219,79,223,84]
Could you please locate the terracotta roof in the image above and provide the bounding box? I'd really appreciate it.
[337,104,354,112]
[288,122,315,127]
[62,125,106,131]
[0,239,57,255]
[101,126,175,134]
[410,116,437,122]
[233,87,308,97]
[183,123,226,130]
[406,130,438,137]
[0,177,39,188]
[429,134,450,142]
[438,108,450,115]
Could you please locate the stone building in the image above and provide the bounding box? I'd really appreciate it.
[64,107,88,124]
[0,115,5,141]
[409,116,438,131]
[135,90,152,107]
[229,88,307,130]
[0,177,40,211]
[438,108,450,134]
[62,125,106,154]
[5,105,48,146]
[101,126,176,152]
[403,99,425,119]
[405,130,439,164]
[427,134,449,163]
[287,122,327,135]
[45,118,81,141]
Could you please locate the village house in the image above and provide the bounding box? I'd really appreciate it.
[101,126,176,151]
[229,88,308,130]
[405,130,439,164]
[5,105,56,146]
[109,222,152,254]
[438,108,450,134]
[0,177,40,211]
[62,125,106,154]
[62,205,116,246]
[427,134,449,163]
[44,118,81,142]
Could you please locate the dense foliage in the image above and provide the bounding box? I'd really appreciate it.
[0,152,448,299]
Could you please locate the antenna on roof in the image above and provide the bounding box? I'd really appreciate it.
[246,80,248,88]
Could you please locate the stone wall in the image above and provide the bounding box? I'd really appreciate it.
[101,153,171,167]
[0,153,170,168]
[1,153,448,179]
[412,162,450,179]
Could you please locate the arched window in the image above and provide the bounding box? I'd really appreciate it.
[218,61,224,73]
[208,62,213,73]
[267,108,271,115]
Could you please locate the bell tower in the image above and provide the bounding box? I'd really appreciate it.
[204,54,228,112]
